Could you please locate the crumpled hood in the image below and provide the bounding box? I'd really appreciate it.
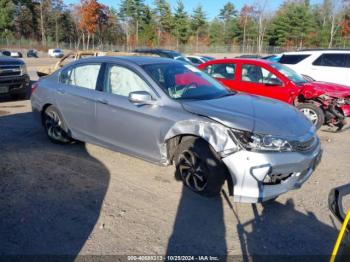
[300,81,350,98]
[182,94,313,139]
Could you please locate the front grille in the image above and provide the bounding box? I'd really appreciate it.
[0,65,21,77]
[291,136,317,152]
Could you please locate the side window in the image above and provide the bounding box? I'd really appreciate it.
[241,64,282,85]
[261,68,283,85]
[346,54,350,67]
[60,64,101,90]
[188,57,201,64]
[241,64,263,83]
[104,65,151,97]
[279,54,310,64]
[313,54,348,68]
[207,64,236,80]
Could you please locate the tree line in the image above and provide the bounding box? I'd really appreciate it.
[0,0,350,52]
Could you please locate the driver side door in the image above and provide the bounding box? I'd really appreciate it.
[239,64,290,102]
[94,63,166,162]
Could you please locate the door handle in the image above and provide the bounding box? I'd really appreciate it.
[97,98,109,105]
[57,88,65,94]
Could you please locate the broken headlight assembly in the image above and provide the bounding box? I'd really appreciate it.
[230,129,293,152]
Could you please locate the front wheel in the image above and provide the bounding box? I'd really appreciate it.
[174,137,227,197]
[297,103,325,130]
[43,106,71,144]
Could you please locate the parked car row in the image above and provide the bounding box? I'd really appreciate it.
[1,49,39,58]
[198,57,350,130]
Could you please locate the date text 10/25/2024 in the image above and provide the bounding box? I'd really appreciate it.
[127,256,220,261]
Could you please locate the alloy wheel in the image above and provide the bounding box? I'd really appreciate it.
[44,110,69,143]
[178,150,208,192]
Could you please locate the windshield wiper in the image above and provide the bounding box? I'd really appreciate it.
[218,91,237,98]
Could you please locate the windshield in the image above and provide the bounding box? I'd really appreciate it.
[174,55,192,64]
[143,63,231,100]
[270,62,307,84]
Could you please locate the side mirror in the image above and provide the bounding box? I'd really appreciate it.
[128,91,156,106]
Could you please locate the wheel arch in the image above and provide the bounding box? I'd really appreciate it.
[162,120,238,164]
[41,103,53,124]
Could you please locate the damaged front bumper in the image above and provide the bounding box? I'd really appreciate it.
[222,141,322,203]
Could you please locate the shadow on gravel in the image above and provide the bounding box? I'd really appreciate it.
[166,187,227,257]
[223,194,338,260]
[0,112,109,258]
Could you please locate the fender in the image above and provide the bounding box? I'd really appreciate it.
[160,119,239,164]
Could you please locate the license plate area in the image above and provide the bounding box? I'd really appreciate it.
[0,86,9,94]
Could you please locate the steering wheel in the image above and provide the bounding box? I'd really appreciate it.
[174,82,198,97]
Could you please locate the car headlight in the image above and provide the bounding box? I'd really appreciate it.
[336,98,345,105]
[230,129,293,152]
[20,64,27,75]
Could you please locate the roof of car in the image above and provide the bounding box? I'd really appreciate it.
[283,50,350,55]
[202,58,273,65]
[134,48,179,54]
[73,56,180,66]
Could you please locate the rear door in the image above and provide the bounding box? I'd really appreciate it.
[310,53,349,85]
[203,63,237,91]
[55,63,102,139]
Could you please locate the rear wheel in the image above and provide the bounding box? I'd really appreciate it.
[174,137,227,197]
[43,106,71,144]
[297,103,325,130]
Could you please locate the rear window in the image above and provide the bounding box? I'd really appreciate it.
[279,54,310,64]
[312,53,350,68]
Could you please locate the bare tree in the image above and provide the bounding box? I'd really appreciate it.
[255,0,269,54]
[328,0,342,47]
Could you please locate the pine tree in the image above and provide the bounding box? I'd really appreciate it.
[219,2,238,45]
[209,18,224,46]
[0,0,15,43]
[173,0,189,47]
[190,4,206,51]
[268,2,314,47]
[154,0,173,33]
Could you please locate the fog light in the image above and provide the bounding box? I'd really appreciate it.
[250,164,272,181]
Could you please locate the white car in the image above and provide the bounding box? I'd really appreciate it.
[48,48,64,58]
[10,51,23,58]
[186,55,215,66]
[279,50,350,86]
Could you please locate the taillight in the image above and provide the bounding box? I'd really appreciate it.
[31,82,39,94]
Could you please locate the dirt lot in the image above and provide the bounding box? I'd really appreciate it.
[0,58,349,258]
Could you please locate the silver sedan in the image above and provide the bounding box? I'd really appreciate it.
[31,56,322,203]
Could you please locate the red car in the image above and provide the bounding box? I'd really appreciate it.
[198,59,350,130]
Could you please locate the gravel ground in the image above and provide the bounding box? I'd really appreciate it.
[0,58,349,259]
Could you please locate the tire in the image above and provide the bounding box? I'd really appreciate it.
[43,106,71,144]
[297,103,325,130]
[174,137,227,197]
